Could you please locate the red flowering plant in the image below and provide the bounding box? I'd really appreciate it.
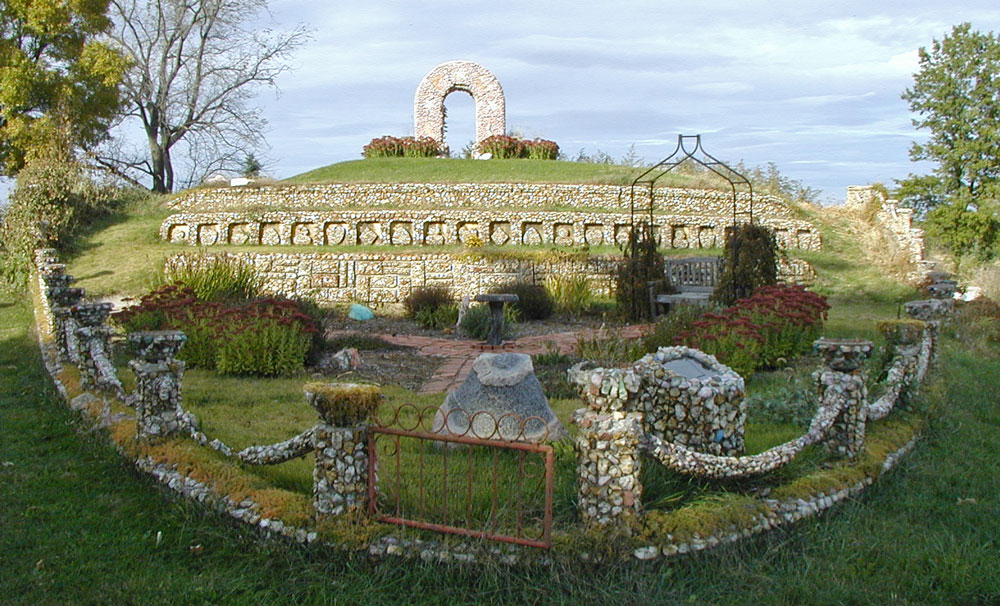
[362,136,442,158]
[675,285,829,378]
[525,138,559,160]
[113,287,319,376]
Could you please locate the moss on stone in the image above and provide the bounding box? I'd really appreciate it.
[304,382,382,426]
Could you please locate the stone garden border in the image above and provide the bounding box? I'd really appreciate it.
[30,251,936,566]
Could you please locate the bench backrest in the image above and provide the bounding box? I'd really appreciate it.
[665,257,722,288]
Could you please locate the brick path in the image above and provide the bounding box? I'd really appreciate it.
[329,325,651,395]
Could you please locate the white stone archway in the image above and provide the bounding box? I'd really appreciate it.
[413,61,506,147]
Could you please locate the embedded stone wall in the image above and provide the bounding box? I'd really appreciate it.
[161,208,819,251]
[167,183,811,228]
[166,251,815,305]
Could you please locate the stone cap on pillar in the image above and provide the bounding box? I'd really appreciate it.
[71,302,114,326]
[129,330,188,363]
[474,293,519,304]
[813,338,872,371]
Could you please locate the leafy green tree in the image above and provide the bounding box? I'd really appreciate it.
[900,23,1000,257]
[0,0,125,176]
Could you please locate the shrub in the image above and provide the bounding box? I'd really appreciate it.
[403,285,453,317]
[575,327,646,367]
[114,286,318,376]
[362,136,442,158]
[164,254,265,303]
[525,138,559,160]
[304,382,383,426]
[475,135,559,160]
[712,223,778,306]
[0,149,118,287]
[491,281,554,321]
[615,222,666,321]
[460,303,519,340]
[675,285,829,378]
[641,305,706,353]
[478,135,527,159]
[544,275,592,318]
[216,317,313,377]
[413,303,459,330]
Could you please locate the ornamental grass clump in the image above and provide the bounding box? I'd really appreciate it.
[544,274,592,318]
[164,254,264,303]
[304,382,383,426]
[403,285,457,329]
[675,284,829,378]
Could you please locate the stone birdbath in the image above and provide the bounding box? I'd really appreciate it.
[473,293,518,346]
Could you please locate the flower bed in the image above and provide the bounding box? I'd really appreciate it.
[675,285,830,377]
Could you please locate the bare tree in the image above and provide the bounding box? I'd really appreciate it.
[103,0,308,192]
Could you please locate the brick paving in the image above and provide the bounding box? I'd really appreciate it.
[329,324,651,395]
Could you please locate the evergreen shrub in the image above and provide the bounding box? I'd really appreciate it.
[615,222,667,321]
[712,223,779,306]
[491,281,554,320]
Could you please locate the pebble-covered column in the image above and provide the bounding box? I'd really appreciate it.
[814,338,872,460]
[71,302,117,394]
[304,384,380,518]
[49,287,85,362]
[129,331,190,440]
[573,409,644,529]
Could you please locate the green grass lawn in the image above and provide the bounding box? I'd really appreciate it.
[3,295,999,604]
[284,157,729,190]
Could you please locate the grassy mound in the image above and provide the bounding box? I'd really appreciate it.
[284,157,727,189]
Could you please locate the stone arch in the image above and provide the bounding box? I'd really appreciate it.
[413,61,506,147]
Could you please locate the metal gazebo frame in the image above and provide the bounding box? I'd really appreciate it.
[625,134,755,253]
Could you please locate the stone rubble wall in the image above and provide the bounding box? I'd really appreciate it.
[165,251,815,305]
[846,185,933,281]
[573,411,643,528]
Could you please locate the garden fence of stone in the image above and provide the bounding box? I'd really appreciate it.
[33,248,951,562]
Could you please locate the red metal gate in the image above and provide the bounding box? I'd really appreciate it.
[367,403,554,549]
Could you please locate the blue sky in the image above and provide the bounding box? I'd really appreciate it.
[3,0,999,206]
[250,0,1000,203]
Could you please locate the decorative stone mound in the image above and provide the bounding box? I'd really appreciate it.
[634,347,747,456]
[434,353,568,443]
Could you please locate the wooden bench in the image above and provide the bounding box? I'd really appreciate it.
[648,256,722,317]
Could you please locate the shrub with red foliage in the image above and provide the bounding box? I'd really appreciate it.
[675,284,829,378]
[113,286,317,375]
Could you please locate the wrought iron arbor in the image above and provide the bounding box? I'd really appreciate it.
[626,134,755,243]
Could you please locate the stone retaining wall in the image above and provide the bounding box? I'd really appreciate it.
[167,183,803,221]
[165,251,816,305]
[161,208,820,251]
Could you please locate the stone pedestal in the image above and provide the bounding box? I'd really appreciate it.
[636,347,747,456]
[814,338,872,459]
[573,410,643,529]
[312,424,369,517]
[49,287,85,362]
[474,293,518,346]
[129,331,190,440]
[72,303,117,394]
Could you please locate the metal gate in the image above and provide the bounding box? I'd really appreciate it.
[367,403,554,548]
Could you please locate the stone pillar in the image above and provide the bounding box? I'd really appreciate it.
[129,331,190,440]
[573,410,643,529]
[71,303,117,394]
[305,384,380,518]
[49,287,85,362]
[814,338,872,460]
